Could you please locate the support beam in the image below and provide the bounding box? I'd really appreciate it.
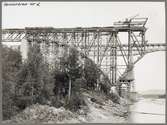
[2,17,166,96]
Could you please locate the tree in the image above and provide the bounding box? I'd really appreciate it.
[83,59,100,90]
[1,46,22,120]
[15,43,51,106]
[53,70,69,98]
[58,47,83,101]
[64,47,82,101]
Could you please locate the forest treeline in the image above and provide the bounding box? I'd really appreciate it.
[2,44,119,120]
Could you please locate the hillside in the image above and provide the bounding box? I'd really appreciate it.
[2,44,128,123]
[4,91,128,123]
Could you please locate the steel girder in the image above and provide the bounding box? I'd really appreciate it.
[2,24,166,87]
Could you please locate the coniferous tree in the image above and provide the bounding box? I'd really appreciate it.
[2,46,22,120]
[15,43,51,106]
[65,47,82,101]
[83,59,99,90]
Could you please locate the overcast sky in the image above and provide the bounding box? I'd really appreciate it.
[2,1,166,92]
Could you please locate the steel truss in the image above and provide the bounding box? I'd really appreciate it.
[2,17,166,92]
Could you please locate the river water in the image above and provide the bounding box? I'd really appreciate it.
[127,98,166,123]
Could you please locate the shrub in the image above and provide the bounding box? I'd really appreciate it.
[108,92,120,104]
[100,83,110,95]
[53,70,69,98]
[51,96,65,108]
[65,93,86,112]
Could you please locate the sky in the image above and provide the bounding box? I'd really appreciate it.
[2,1,166,92]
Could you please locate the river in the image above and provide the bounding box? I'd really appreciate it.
[127,98,166,123]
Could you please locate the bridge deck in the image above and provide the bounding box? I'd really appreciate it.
[2,26,146,34]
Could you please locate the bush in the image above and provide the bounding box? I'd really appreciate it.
[51,96,65,108]
[100,83,110,95]
[36,89,50,105]
[14,96,33,111]
[72,78,86,92]
[65,93,86,112]
[53,70,69,98]
[108,92,120,104]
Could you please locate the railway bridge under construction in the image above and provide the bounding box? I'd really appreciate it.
[2,17,166,96]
